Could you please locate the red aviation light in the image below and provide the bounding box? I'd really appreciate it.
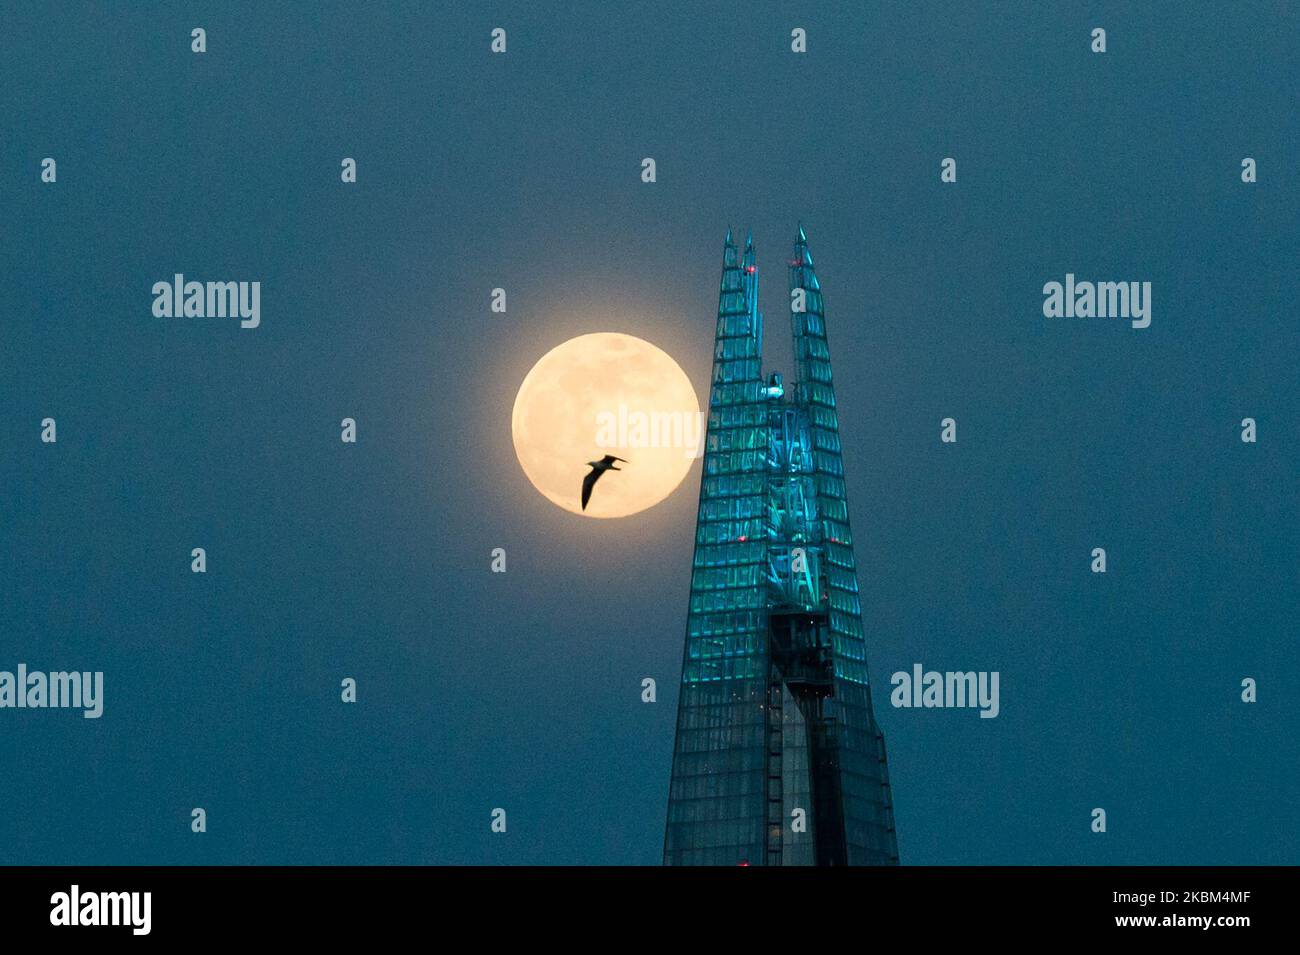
[744,266,756,274]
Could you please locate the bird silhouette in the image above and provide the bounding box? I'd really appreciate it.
[582,454,627,511]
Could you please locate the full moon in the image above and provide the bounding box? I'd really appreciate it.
[511,333,701,518]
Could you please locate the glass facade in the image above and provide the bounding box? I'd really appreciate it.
[664,228,899,866]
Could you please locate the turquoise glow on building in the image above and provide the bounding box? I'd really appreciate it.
[664,227,899,866]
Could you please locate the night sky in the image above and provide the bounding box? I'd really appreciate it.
[2,2,1297,865]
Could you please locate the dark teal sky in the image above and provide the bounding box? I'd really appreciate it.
[2,2,1296,864]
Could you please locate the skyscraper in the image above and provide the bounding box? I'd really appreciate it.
[663,227,899,866]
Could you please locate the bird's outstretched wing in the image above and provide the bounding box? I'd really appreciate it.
[600,454,627,466]
[581,467,599,510]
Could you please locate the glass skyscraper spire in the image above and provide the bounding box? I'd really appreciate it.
[663,227,899,866]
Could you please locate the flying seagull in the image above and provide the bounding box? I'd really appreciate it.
[582,455,627,511]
